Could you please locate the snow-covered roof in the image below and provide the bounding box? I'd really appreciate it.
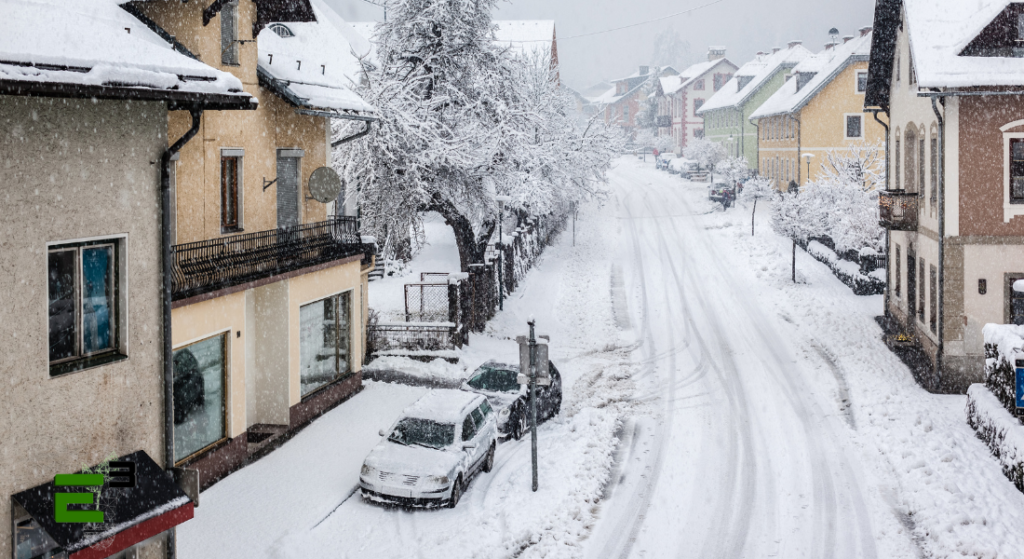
[493,20,555,65]
[697,44,812,114]
[0,0,249,103]
[751,32,872,120]
[661,58,734,96]
[904,0,1024,88]
[257,0,375,113]
[402,390,483,424]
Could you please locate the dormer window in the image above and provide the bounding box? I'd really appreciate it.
[961,4,1024,57]
[796,72,816,91]
[269,23,295,38]
[737,76,754,90]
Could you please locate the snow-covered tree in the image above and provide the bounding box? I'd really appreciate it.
[334,0,618,271]
[683,137,727,178]
[771,188,816,282]
[738,176,774,236]
[802,143,886,254]
[716,156,749,185]
[651,28,693,69]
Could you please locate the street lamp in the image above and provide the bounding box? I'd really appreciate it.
[495,195,511,311]
[829,27,840,48]
[803,153,815,190]
[728,133,735,158]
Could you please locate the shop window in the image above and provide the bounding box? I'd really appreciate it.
[173,334,227,463]
[48,239,124,376]
[300,291,352,396]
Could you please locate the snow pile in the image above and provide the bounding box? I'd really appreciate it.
[363,354,469,381]
[983,323,1024,366]
[0,0,246,97]
[966,384,1024,492]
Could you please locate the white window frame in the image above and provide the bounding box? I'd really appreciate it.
[1001,121,1024,221]
[844,114,864,139]
[855,70,868,94]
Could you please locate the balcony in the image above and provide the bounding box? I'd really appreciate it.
[879,190,919,231]
[171,217,373,301]
[656,115,672,128]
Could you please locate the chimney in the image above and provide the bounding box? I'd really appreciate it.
[772,47,780,54]
[639,65,650,76]
[825,43,834,50]
[859,26,873,37]
[788,40,802,49]
[707,46,726,61]
[843,35,854,44]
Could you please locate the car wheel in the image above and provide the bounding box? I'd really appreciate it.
[513,411,527,441]
[448,476,463,508]
[482,443,495,473]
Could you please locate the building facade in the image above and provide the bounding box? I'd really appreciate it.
[0,1,253,557]
[656,50,737,154]
[698,42,811,169]
[132,0,376,491]
[752,28,883,190]
[868,0,1024,392]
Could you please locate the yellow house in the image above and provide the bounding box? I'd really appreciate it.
[751,27,887,189]
[128,0,376,490]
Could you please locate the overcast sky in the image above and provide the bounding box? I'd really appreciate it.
[323,0,877,91]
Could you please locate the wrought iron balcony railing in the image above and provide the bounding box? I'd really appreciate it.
[878,190,919,231]
[171,217,373,300]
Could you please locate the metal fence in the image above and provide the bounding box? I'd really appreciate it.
[172,216,366,300]
[368,323,459,353]
[404,283,452,322]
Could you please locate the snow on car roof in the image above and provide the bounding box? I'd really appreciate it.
[750,32,872,120]
[402,390,482,424]
[698,44,811,114]
[904,0,1024,88]
[0,0,246,97]
[257,0,375,113]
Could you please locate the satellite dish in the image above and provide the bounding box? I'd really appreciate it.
[308,167,343,204]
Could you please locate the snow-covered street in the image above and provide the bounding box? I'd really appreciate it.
[178,157,1024,559]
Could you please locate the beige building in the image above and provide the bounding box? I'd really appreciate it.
[128,0,377,489]
[0,1,253,558]
[868,0,1024,392]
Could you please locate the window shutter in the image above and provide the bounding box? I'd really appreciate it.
[277,155,300,229]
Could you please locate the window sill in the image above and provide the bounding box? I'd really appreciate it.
[50,352,127,377]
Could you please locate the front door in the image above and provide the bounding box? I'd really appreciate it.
[276,154,300,230]
[907,249,917,332]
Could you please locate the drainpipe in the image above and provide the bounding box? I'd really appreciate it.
[161,108,203,559]
[869,108,891,319]
[331,120,372,147]
[930,96,945,392]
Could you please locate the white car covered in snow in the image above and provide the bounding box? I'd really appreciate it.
[669,158,699,178]
[359,390,497,508]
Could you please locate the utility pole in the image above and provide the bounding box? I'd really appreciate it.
[528,319,538,492]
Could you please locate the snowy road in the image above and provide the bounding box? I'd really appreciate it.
[587,160,916,559]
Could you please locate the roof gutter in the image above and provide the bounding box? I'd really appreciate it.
[0,79,255,110]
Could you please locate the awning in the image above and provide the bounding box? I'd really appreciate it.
[12,451,193,559]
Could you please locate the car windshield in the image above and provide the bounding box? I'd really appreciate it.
[388,418,455,449]
[467,366,519,393]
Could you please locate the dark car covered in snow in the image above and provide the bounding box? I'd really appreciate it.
[460,360,562,440]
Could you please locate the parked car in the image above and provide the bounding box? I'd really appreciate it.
[670,158,699,178]
[172,348,205,424]
[655,155,673,171]
[460,360,562,441]
[708,181,737,208]
[359,390,497,508]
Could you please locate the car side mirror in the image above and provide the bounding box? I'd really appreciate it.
[462,442,478,450]
[379,429,387,437]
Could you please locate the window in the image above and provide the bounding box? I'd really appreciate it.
[471,408,485,430]
[479,400,492,418]
[895,245,901,298]
[1010,275,1024,325]
[694,99,704,115]
[1011,138,1024,203]
[173,333,227,463]
[909,51,916,85]
[48,239,124,375]
[269,23,294,38]
[694,128,704,138]
[299,291,352,396]
[221,0,239,66]
[221,153,242,231]
[895,51,901,83]
[919,136,926,205]
[930,264,937,333]
[694,79,705,90]
[918,258,925,323]
[905,127,917,192]
[623,105,629,121]
[856,70,868,93]
[895,135,902,190]
[461,414,477,441]
[846,115,863,139]
[931,136,938,206]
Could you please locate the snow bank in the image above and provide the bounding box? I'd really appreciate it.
[966,384,1024,492]
[805,241,884,296]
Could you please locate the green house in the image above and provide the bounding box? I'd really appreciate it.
[696,42,811,170]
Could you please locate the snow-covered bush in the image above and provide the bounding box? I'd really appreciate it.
[682,137,726,173]
[966,384,1024,493]
[983,323,1024,421]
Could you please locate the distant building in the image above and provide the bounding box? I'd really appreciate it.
[697,42,812,169]
[653,48,738,153]
[751,28,881,189]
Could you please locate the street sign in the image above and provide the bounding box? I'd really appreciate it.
[519,341,550,386]
[1016,360,1024,408]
